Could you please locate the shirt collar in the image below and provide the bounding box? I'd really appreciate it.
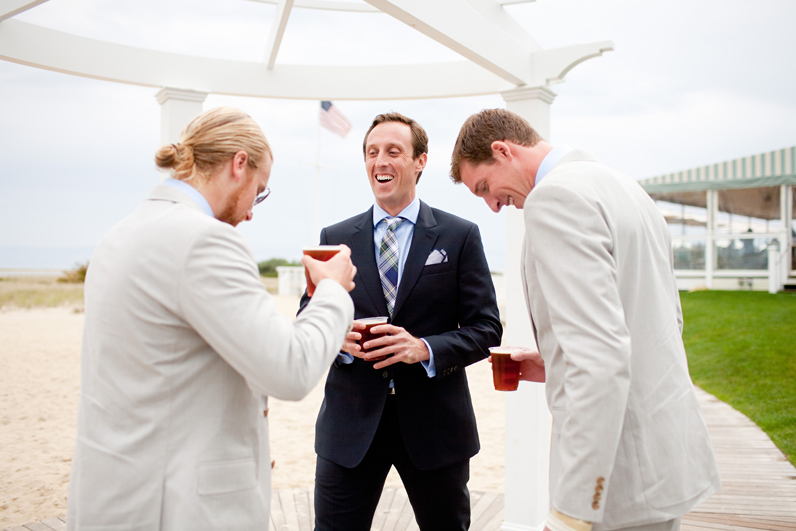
[535,145,573,186]
[161,178,214,217]
[373,196,420,227]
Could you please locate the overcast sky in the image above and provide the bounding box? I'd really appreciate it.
[1,0,795,271]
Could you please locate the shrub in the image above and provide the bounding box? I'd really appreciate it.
[58,261,89,283]
[258,258,301,277]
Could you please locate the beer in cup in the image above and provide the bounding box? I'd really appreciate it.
[489,346,523,391]
[302,245,341,296]
[357,316,389,361]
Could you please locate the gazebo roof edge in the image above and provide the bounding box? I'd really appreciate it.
[639,146,796,193]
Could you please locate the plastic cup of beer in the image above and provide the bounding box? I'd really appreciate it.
[302,245,340,296]
[489,346,523,391]
[357,316,389,361]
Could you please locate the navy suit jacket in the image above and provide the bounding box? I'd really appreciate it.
[301,201,502,471]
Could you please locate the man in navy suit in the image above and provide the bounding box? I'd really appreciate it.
[301,112,502,531]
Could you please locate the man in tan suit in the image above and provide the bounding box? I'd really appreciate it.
[450,109,720,531]
[67,107,356,530]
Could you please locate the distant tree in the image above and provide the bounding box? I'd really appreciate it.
[258,258,301,277]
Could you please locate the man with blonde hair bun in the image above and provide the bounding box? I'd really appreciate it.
[67,107,357,530]
[451,108,719,531]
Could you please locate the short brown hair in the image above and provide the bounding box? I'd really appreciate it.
[363,112,428,183]
[450,109,542,183]
[155,107,272,185]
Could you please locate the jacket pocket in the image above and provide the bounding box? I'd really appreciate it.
[421,262,453,275]
[197,458,257,496]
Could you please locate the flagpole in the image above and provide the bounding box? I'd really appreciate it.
[315,110,321,241]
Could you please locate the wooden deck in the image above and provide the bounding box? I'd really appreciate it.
[8,388,795,531]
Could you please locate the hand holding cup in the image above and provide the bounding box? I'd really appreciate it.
[302,245,356,296]
[489,346,545,391]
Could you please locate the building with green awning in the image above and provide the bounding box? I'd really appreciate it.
[638,146,795,292]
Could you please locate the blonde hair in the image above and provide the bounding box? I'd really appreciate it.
[155,107,271,185]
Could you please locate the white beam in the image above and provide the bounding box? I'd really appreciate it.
[250,0,535,13]
[0,0,48,22]
[263,0,294,69]
[529,41,614,86]
[0,20,517,99]
[467,0,540,51]
[363,0,536,85]
[249,0,380,13]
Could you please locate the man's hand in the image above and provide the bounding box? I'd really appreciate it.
[489,347,546,382]
[360,324,429,369]
[512,347,545,382]
[341,321,366,359]
[302,245,356,293]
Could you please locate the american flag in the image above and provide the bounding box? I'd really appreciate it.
[319,101,352,138]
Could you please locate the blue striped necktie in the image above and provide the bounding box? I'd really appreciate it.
[379,217,404,317]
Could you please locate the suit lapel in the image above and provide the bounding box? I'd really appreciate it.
[351,209,390,316]
[392,201,438,321]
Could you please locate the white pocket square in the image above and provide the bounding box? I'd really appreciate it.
[425,249,449,265]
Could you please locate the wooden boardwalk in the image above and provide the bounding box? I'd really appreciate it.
[8,388,795,531]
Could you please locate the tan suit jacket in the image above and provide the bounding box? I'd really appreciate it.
[521,151,720,530]
[67,185,353,530]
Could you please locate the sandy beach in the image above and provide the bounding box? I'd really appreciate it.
[0,295,508,527]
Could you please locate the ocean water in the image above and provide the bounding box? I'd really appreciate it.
[0,247,95,271]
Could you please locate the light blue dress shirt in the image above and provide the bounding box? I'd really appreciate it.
[338,196,436,378]
[161,178,214,217]
[535,145,573,186]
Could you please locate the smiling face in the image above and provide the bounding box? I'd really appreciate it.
[364,121,427,216]
[458,147,531,213]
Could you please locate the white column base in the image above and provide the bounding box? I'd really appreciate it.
[501,521,546,531]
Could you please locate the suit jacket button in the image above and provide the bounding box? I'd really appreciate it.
[382,371,389,379]
[592,501,599,510]
[263,408,269,417]
[597,476,605,485]
[593,492,601,502]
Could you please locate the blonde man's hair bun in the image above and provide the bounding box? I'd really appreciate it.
[154,107,271,185]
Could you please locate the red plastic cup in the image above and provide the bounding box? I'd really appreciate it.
[489,346,522,391]
[357,316,390,361]
[302,245,340,296]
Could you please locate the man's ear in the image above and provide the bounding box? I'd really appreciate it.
[490,141,512,161]
[231,151,249,182]
[415,152,428,173]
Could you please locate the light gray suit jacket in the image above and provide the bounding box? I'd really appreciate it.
[521,151,720,530]
[67,185,353,530]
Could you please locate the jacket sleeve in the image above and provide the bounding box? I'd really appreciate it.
[423,223,503,376]
[179,223,353,401]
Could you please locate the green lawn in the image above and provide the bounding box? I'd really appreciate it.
[681,290,796,467]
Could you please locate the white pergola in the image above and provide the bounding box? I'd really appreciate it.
[0,2,613,529]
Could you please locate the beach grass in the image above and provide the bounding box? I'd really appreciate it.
[681,290,796,467]
[0,275,280,309]
[0,276,85,309]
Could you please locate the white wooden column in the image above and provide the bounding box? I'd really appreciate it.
[154,87,208,145]
[705,190,716,289]
[781,184,793,274]
[500,86,556,531]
